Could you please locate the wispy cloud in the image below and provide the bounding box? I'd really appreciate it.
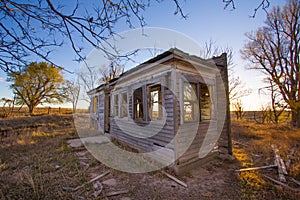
[0,77,4,82]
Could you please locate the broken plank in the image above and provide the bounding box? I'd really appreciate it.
[279,158,288,175]
[263,175,300,192]
[235,164,277,172]
[162,171,187,188]
[271,144,287,182]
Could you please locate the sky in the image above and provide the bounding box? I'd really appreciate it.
[0,0,287,110]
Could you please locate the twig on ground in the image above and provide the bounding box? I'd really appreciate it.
[162,171,187,188]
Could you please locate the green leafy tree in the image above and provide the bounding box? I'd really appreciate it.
[8,62,65,114]
[241,0,300,127]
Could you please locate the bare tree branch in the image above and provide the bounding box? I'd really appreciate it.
[258,77,288,123]
[0,0,187,73]
[223,0,271,17]
[241,0,300,127]
[200,39,251,102]
[65,79,80,113]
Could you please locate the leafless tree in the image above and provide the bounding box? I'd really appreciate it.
[100,62,124,83]
[232,99,245,120]
[78,64,102,103]
[78,59,125,105]
[258,77,288,124]
[0,0,186,73]
[200,39,251,103]
[0,0,279,73]
[0,95,23,117]
[201,39,234,67]
[254,104,272,124]
[147,47,164,58]
[78,65,100,95]
[229,76,252,102]
[241,0,300,127]
[65,79,81,113]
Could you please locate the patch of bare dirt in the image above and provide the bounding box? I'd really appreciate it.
[69,149,241,199]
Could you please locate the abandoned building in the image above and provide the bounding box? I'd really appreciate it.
[88,48,232,174]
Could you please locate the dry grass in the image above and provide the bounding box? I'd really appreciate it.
[232,119,300,199]
[0,107,88,118]
[1,114,300,199]
[0,115,88,199]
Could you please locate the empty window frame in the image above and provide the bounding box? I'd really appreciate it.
[93,96,97,113]
[113,94,119,117]
[120,92,128,118]
[200,83,211,120]
[183,82,212,122]
[133,87,144,120]
[183,82,199,122]
[149,85,162,120]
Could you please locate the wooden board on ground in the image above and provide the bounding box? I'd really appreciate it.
[235,164,277,172]
[271,144,287,182]
[162,171,187,188]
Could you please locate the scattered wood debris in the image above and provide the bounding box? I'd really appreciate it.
[235,164,277,172]
[271,144,287,182]
[162,171,187,188]
[236,143,300,192]
[263,175,300,192]
[63,170,110,192]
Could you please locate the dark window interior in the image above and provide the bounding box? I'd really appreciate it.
[133,87,143,120]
